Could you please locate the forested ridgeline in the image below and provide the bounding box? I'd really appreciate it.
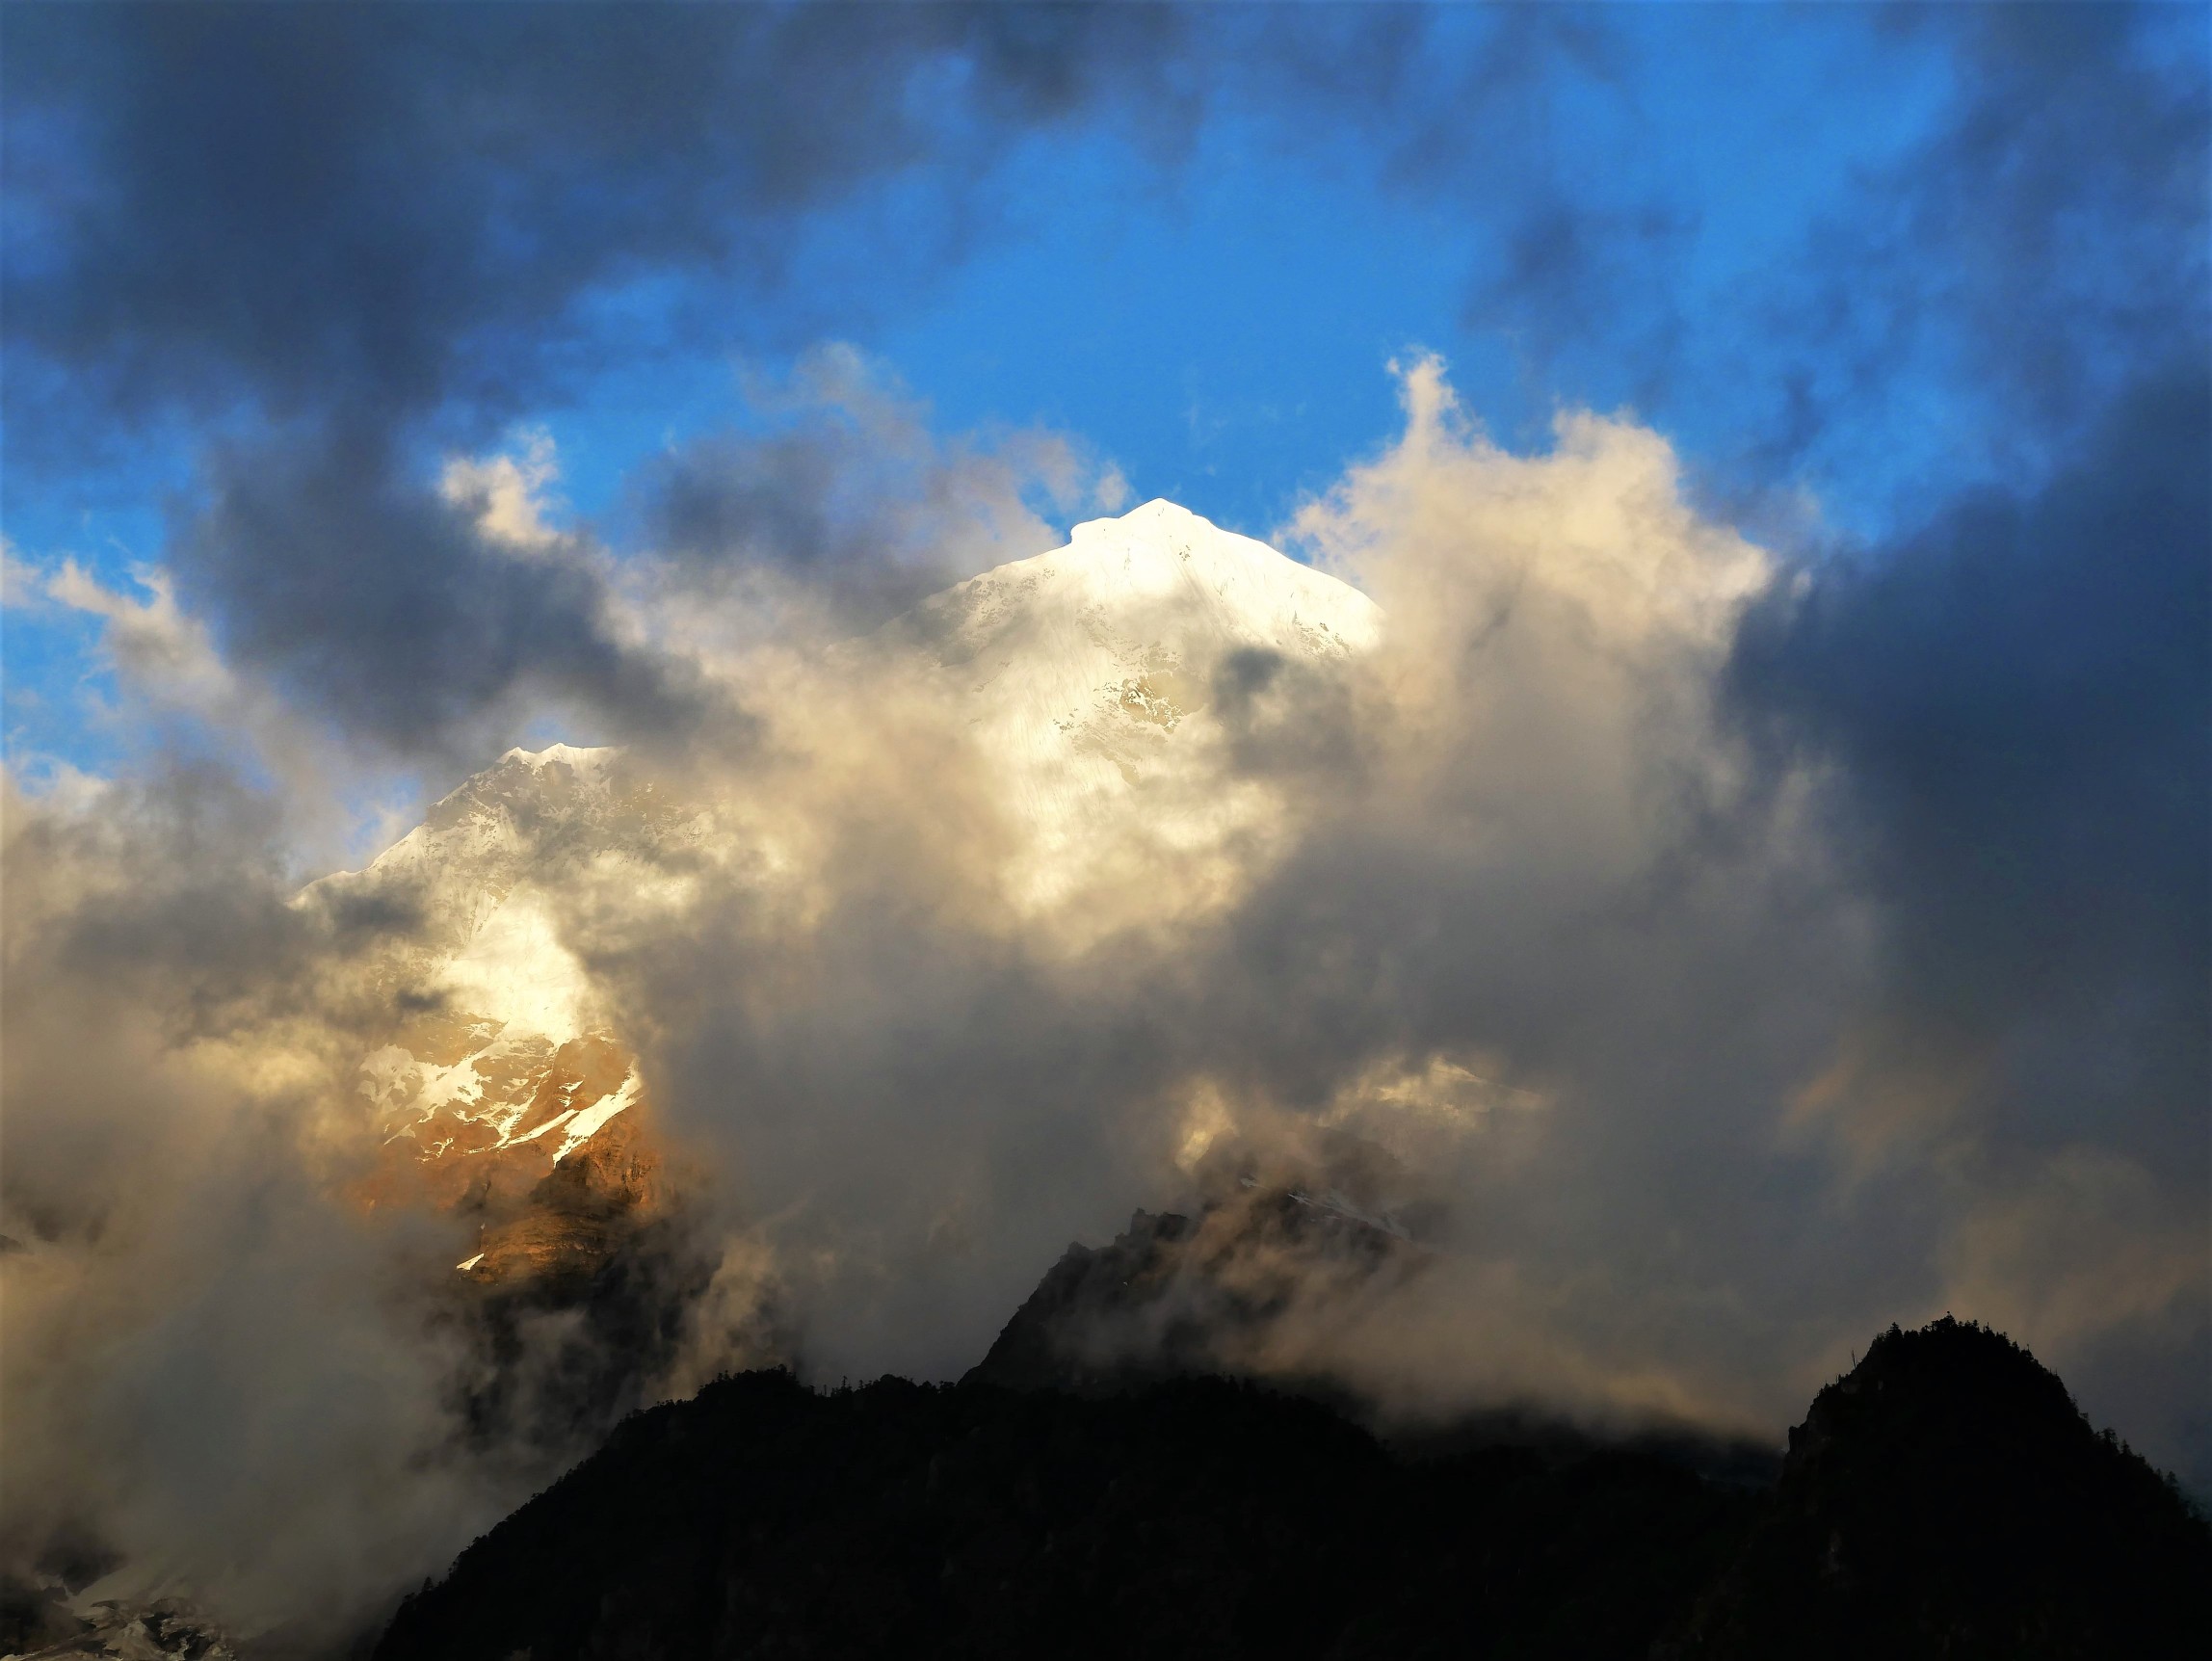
[378,1318,2208,1660]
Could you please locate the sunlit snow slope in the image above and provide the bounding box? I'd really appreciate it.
[309,745,693,1279]
[890,498,1380,917]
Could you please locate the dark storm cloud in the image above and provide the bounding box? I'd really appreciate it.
[0,2,1196,433]
[177,422,708,760]
[1893,4,2205,412]
[1,2,1209,753]
[635,421,1013,627]
[1299,4,2207,479]
[0,2,1660,757]
[0,0,1487,448]
[624,346,1121,629]
[1758,1,2208,472]
[1730,362,2212,1170]
[1256,3,1697,404]
[11,3,2199,627]
[646,432,855,573]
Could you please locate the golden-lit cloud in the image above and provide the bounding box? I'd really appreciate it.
[3,356,2202,1639]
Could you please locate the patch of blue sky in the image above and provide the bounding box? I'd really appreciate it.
[4,7,2166,779]
[304,11,1980,559]
[868,111,1484,543]
[790,5,1963,547]
[2,604,118,779]
[2,426,198,776]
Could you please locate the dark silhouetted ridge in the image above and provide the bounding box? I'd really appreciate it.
[376,1317,2208,1661]
[1680,1315,2209,1657]
[375,1370,1749,1660]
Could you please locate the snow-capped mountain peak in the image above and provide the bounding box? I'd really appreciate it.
[915,498,1379,671]
[888,500,1379,916]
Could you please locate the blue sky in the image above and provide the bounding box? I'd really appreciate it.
[13,4,2192,783]
[2,0,2209,1542]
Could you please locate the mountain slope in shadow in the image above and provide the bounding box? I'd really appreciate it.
[963,1191,1415,1397]
[373,1314,2206,1661]
[374,1371,1751,1661]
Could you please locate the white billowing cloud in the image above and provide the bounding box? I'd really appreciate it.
[1235,359,2199,1443]
[4,354,2202,1640]
[542,356,1877,1433]
[1289,354,1774,890]
[1056,357,1844,1429]
[12,553,412,874]
[0,769,507,1642]
[439,427,565,553]
[0,355,1155,1636]
[1301,355,1770,642]
[40,558,262,734]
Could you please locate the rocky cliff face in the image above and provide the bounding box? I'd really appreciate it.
[966,1179,1421,1395]
[315,745,682,1286]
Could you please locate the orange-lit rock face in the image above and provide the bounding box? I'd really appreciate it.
[459,1102,666,1288]
[365,1027,637,1173]
[356,1024,665,1290]
[312,746,691,1293]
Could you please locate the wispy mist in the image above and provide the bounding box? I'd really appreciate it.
[10,351,2201,1642]
[3,2,2203,1646]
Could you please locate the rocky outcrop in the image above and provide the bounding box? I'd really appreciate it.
[965,1181,1417,1394]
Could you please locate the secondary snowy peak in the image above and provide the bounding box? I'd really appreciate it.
[298,743,672,1232]
[361,743,625,889]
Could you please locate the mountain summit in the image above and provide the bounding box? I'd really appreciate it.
[886,498,1380,912]
[1683,1317,2211,1657]
[907,498,1379,693]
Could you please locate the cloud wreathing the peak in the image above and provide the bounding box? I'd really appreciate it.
[175,419,706,766]
[556,357,1856,1422]
[0,761,492,1636]
[6,343,2208,1637]
[2,3,2204,1641]
[631,344,1127,625]
[78,346,1118,773]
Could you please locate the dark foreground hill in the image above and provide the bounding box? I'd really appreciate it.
[376,1317,2206,1661]
[1681,1317,2211,1658]
[376,1371,1751,1661]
